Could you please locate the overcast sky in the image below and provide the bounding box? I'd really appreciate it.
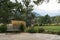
[33,0,60,16]
[11,0,60,16]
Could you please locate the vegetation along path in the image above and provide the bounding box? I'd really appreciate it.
[0,33,60,40]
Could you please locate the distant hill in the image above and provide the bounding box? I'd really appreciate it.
[33,12,41,16]
[33,9,60,17]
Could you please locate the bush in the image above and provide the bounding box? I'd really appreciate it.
[0,24,7,33]
[45,31,60,35]
[34,24,38,26]
[38,28,45,33]
[27,27,45,33]
[45,30,57,34]
[27,27,38,33]
[19,24,25,32]
[57,31,60,35]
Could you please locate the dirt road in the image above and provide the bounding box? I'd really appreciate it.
[0,33,60,40]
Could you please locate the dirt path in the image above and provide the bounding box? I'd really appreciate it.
[0,33,60,40]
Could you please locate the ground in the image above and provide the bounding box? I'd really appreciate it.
[0,33,60,40]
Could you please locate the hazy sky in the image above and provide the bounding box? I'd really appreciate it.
[11,0,60,16]
[33,0,60,16]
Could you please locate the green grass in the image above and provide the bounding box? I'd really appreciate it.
[35,26,60,32]
[43,26,60,32]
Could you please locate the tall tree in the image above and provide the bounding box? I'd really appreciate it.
[44,14,51,24]
[54,16,60,25]
[13,0,44,27]
[0,0,16,23]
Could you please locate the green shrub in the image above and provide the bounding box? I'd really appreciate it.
[38,28,45,33]
[19,24,25,32]
[34,24,38,26]
[27,27,37,33]
[45,30,57,34]
[45,31,60,35]
[0,24,7,33]
[57,31,60,35]
[45,30,51,34]
[27,27,45,33]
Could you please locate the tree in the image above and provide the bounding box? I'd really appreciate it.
[33,0,44,5]
[12,0,44,27]
[44,14,51,24]
[35,16,47,26]
[0,0,45,26]
[54,16,60,25]
[38,15,51,26]
[0,0,16,24]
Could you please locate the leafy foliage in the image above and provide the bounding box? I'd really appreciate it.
[0,0,16,23]
[19,24,25,32]
[27,27,37,33]
[0,24,7,33]
[38,28,45,33]
[33,0,44,5]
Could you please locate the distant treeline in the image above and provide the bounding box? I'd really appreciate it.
[34,14,60,26]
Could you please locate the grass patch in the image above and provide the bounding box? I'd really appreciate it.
[42,26,60,32]
[34,26,60,34]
